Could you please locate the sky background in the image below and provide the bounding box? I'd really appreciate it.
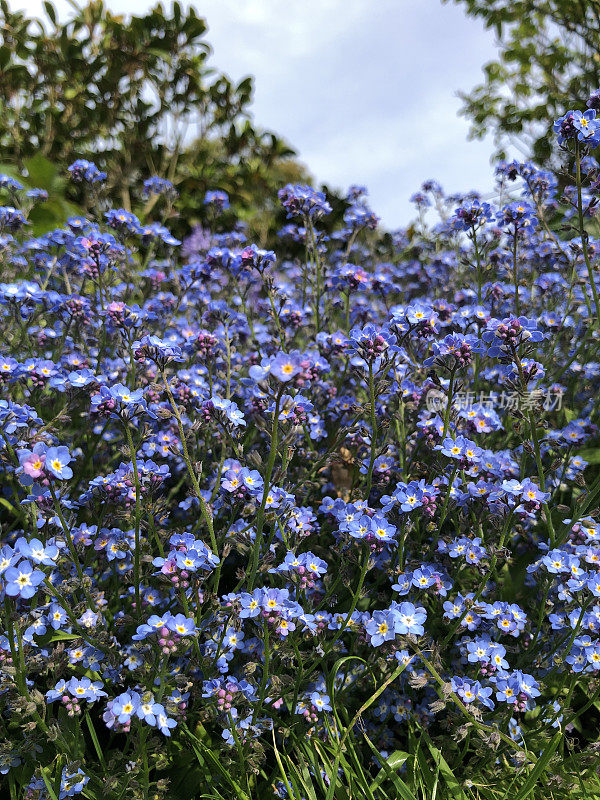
[19,0,501,228]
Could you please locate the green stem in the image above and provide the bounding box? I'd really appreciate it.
[415,647,534,762]
[513,229,520,317]
[247,389,282,590]
[576,138,600,327]
[161,372,217,557]
[48,482,95,610]
[442,369,456,439]
[124,424,143,619]
[472,224,483,304]
[365,362,378,498]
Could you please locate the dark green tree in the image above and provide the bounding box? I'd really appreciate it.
[445,0,600,165]
[0,0,307,234]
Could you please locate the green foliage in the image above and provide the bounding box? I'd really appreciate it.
[445,0,600,164]
[0,154,80,233]
[0,0,308,234]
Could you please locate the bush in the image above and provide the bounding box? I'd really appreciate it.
[2,109,600,799]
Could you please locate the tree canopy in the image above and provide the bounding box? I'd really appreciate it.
[0,0,308,236]
[446,0,600,165]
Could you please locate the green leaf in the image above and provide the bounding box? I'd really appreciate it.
[48,632,81,642]
[23,154,58,189]
[43,1,57,24]
[513,732,561,800]
[39,766,60,800]
[181,724,250,800]
[84,711,106,770]
[420,727,468,799]
[577,449,600,464]
[363,734,417,800]
[369,750,411,793]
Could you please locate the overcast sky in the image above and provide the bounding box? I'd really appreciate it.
[19,0,500,227]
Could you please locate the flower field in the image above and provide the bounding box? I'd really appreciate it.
[2,107,600,799]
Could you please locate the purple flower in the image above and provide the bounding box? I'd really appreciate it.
[18,443,47,480]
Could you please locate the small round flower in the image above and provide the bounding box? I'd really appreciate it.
[68,159,106,183]
[3,560,45,599]
[204,190,230,211]
[143,176,176,197]
[111,691,141,724]
[366,609,397,646]
[278,183,332,219]
[45,446,74,480]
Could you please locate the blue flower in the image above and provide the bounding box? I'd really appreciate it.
[310,692,332,712]
[105,208,142,233]
[366,610,397,646]
[3,560,45,599]
[204,190,230,210]
[111,691,141,724]
[155,707,177,736]
[278,184,332,219]
[68,159,106,183]
[46,679,68,703]
[449,199,492,232]
[269,352,303,382]
[495,677,520,703]
[67,677,107,702]
[572,109,600,141]
[239,589,263,618]
[15,537,57,565]
[0,206,27,231]
[166,614,197,637]
[136,693,163,724]
[143,176,176,197]
[59,766,89,799]
[45,446,74,480]
[392,602,427,636]
[133,334,185,367]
